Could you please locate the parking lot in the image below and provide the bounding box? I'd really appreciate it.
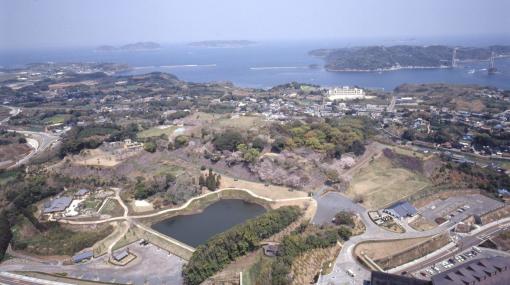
[419,194,504,227]
[70,241,184,285]
[412,246,509,280]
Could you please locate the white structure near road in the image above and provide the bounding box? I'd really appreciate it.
[327,86,365,101]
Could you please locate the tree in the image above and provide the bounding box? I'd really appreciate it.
[213,130,243,151]
[333,211,355,227]
[337,226,352,241]
[252,137,266,151]
[349,140,366,156]
[174,135,189,149]
[143,141,157,153]
[271,137,286,153]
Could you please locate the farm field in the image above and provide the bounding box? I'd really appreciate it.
[346,154,431,209]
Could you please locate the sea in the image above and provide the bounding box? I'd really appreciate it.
[1,36,510,91]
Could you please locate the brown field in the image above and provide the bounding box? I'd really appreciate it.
[70,149,125,167]
[219,175,309,200]
[346,155,431,209]
[409,216,438,231]
[354,236,430,261]
[0,143,31,168]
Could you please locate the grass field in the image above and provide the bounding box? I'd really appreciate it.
[346,155,431,209]
[98,199,124,217]
[216,115,266,129]
[137,125,177,138]
[42,114,71,125]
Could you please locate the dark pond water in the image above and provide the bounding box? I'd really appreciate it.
[151,199,266,247]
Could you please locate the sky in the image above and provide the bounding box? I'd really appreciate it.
[1,0,509,49]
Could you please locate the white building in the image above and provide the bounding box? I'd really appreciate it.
[327,86,365,101]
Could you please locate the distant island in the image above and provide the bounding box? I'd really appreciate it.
[309,45,510,72]
[95,42,161,52]
[188,40,256,48]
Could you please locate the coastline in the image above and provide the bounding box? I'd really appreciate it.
[325,65,451,73]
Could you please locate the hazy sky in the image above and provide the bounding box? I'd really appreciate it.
[1,0,509,49]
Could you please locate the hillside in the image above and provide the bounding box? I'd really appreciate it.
[310,45,510,71]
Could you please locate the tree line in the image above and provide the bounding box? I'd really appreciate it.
[183,206,302,285]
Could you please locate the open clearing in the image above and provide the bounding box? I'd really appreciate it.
[346,154,431,209]
[70,148,124,167]
[219,175,308,200]
[137,125,177,138]
[216,115,267,129]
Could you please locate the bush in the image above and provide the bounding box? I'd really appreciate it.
[143,141,157,153]
[174,135,189,149]
[213,130,243,151]
[333,211,355,227]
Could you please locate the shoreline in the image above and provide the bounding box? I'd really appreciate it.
[325,65,451,73]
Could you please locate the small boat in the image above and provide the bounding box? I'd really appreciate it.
[467,69,475,74]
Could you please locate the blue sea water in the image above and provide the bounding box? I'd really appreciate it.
[1,38,510,90]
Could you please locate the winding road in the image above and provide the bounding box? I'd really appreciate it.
[0,106,60,168]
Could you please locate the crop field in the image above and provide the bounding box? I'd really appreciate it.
[137,125,177,138]
[346,155,431,209]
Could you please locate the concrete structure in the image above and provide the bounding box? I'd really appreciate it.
[72,251,93,263]
[262,244,279,257]
[327,86,365,101]
[112,249,129,261]
[43,197,72,213]
[371,271,431,285]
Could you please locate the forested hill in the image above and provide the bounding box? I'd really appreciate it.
[309,45,510,71]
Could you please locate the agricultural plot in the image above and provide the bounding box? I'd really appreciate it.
[346,155,431,209]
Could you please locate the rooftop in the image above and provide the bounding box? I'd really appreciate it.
[431,256,510,285]
[43,197,73,213]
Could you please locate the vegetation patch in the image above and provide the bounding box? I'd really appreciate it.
[11,218,113,256]
[183,206,302,285]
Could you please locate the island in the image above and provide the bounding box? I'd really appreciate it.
[95,41,161,52]
[309,45,510,72]
[188,40,256,48]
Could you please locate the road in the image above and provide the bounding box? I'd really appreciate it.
[394,221,510,276]
[0,106,60,168]
[387,96,396,112]
[0,272,72,285]
[316,196,510,285]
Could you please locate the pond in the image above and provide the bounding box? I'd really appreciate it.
[151,199,267,247]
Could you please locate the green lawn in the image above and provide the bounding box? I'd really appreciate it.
[137,125,177,138]
[42,114,71,125]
